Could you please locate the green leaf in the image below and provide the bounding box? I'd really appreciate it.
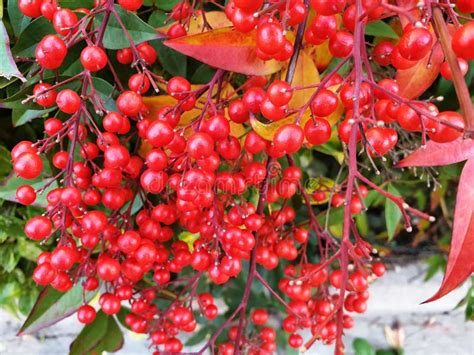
[186,325,213,346]
[191,64,216,84]
[0,145,12,178]
[58,0,94,9]
[70,311,109,355]
[94,5,160,50]
[17,238,42,261]
[7,0,31,38]
[313,129,344,164]
[0,21,26,82]
[155,0,181,11]
[0,243,21,272]
[0,214,25,241]
[365,21,399,39]
[424,255,446,281]
[12,17,55,57]
[148,10,168,28]
[95,316,124,353]
[13,107,54,127]
[18,288,38,315]
[70,311,123,355]
[353,338,376,355]
[18,285,97,335]
[0,173,58,208]
[151,40,187,77]
[385,184,402,240]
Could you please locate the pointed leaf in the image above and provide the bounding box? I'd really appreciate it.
[365,20,399,39]
[385,184,402,240]
[164,27,283,75]
[396,138,474,168]
[70,311,109,355]
[425,158,474,302]
[282,50,320,109]
[0,22,26,82]
[18,285,97,335]
[94,5,161,50]
[396,41,444,99]
[250,112,311,141]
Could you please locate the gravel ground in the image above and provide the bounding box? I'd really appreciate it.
[0,262,473,355]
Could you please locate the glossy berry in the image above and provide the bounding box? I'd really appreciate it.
[34,83,57,107]
[80,46,108,72]
[256,22,285,55]
[118,0,143,11]
[16,185,36,205]
[440,59,469,81]
[35,35,68,69]
[304,118,331,145]
[77,305,96,324]
[13,152,43,179]
[18,0,42,17]
[452,22,474,60]
[24,216,53,240]
[56,90,81,114]
[398,27,433,61]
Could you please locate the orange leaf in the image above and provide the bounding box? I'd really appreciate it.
[396,41,444,99]
[164,27,283,76]
[396,138,474,168]
[306,41,333,71]
[425,158,474,302]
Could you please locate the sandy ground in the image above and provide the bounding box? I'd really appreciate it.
[0,262,473,354]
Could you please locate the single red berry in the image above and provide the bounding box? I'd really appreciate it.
[13,152,43,179]
[34,83,57,107]
[35,35,68,69]
[16,185,36,205]
[56,89,81,114]
[24,216,53,241]
[80,45,108,72]
[52,8,78,36]
[116,91,143,116]
[304,117,331,145]
[398,27,433,61]
[118,0,143,11]
[256,22,285,55]
[77,305,96,324]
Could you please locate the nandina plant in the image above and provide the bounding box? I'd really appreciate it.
[0,0,473,353]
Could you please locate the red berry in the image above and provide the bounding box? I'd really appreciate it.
[24,216,53,240]
[56,89,81,114]
[452,22,474,60]
[77,305,96,324]
[36,35,68,70]
[304,117,331,145]
[80,46,108,72]
[117,91,143,116]
[398,27,433,61]
[13,152,43,179]
[118,0,143,11]
[256,22,285,55]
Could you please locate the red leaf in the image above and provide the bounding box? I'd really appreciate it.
[395,138,474,168]
[396,42,444,100]
[164,27,283,76]
[424,158,474,302]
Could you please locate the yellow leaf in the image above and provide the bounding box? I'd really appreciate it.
[250,111,311,141]
[304,176,335,205]
[327,84,344,126]
[158,11,232,35]
[282,50,320,109]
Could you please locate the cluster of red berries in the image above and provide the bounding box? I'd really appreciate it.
[12,0,473,353]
